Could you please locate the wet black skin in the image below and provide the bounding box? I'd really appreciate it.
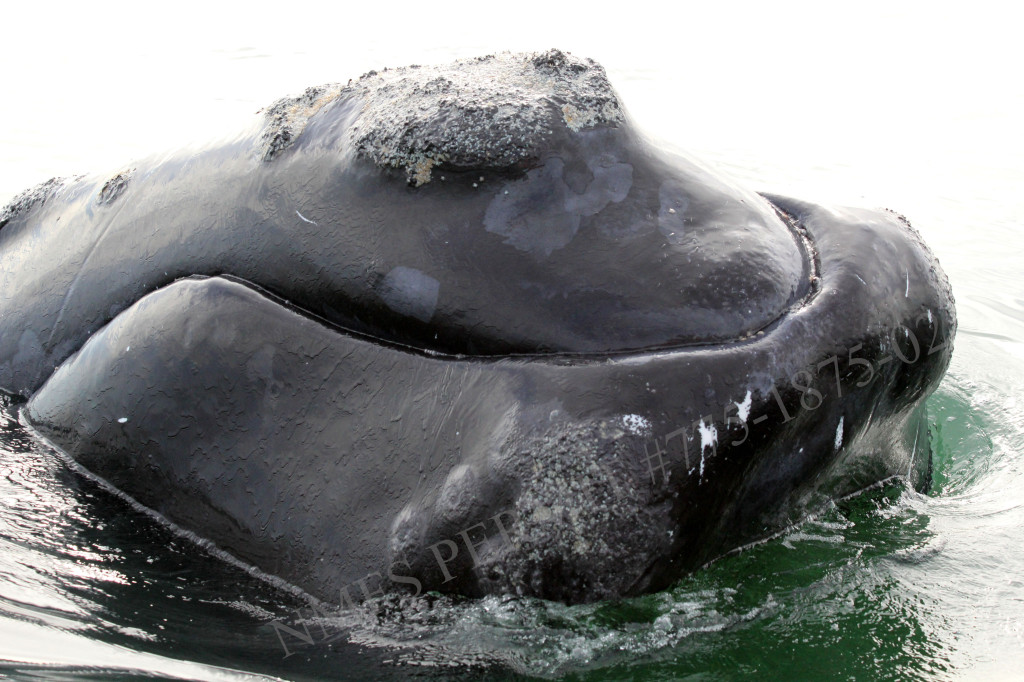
[1,72,955,604]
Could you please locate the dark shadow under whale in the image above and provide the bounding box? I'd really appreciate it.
[0,49,955,604]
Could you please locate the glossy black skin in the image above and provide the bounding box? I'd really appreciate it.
[0,95,810,394]
[2,84,954,605]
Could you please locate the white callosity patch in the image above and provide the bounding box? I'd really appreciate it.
[735,390,752,422]
[834,416,844,452]
[697,419,718,480]
[621,414,651,436]
[258,51,625,181]
[560,101,621,133]
[96,168,134,206]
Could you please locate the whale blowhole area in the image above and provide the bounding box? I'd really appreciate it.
[259,49,626,185]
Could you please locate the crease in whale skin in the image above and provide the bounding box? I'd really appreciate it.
[3,49,955,605]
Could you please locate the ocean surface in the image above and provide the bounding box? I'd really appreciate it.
[2,2,1022,679]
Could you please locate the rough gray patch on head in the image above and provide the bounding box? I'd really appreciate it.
[97,169,134,206]
[347,49,626,186]
[377,266,441,322]
[259,84,344,161]
[482,420,668,602]
[0,177,67,231]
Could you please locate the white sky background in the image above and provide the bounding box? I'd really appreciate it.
[2,1,1020,182]
[1,0,1022,262]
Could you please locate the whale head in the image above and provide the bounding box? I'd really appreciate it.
[11,50,955,606]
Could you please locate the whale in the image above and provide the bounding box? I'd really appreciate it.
[0,49,955,604]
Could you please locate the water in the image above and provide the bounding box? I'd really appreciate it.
[2,2,1023,679]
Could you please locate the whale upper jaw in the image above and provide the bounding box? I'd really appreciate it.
[19,188,954,605]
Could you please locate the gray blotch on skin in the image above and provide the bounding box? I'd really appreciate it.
[485,155,633,258]
[378,267,441,322]
[566,160,633,216]
[484,158,580,257]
